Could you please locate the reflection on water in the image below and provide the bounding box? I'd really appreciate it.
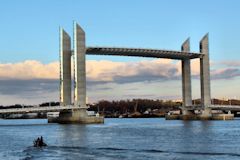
[0,118,240,160]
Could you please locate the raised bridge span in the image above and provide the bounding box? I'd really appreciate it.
[86,47,203,59]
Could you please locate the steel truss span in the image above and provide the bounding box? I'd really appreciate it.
[86,47,203,59]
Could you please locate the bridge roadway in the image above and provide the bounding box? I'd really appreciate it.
[86,47,203,59]
[1,105,240,114]
[210,105,240,112]
[182,105,240,112]
[0,106,80,114]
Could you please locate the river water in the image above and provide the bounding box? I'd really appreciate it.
[0,118,240,160]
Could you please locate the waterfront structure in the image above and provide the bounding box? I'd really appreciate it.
[58,21,213,122]
[0,22,235,121]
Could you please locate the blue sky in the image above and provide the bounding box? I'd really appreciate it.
[0,0,240,62]
[0,0,240,105]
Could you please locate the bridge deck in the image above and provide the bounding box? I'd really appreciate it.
[1,105,240,115]
[210,105,240,111]
[86,47,203,60]
[0,106,80,114]
[183,105,240,111]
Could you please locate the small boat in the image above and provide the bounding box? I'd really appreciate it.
[33,136,47,147]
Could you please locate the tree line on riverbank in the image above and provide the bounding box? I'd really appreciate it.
[89,99,180,117]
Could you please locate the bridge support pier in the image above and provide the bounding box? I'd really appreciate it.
[49,22,104,124]
[199,34,212,118]
[74,22,87,109]
[48,108,104,124]
[60,28,72,106]
[181,38,193,116]
[172,34,214,120]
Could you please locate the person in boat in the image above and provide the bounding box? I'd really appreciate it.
[33,136,47,147]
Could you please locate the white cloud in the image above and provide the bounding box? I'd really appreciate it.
[219,60,240,67]
[0,59,239,82]
[0,59,240,105]
[0,59,182,82]
[0,60,59,80]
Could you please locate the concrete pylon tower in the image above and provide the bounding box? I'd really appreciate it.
[73,22,87,108]
[181,38,192,115]
[200,34,212,116]
[60,28,72,105]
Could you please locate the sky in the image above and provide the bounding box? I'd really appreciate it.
[0,0,240,105]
